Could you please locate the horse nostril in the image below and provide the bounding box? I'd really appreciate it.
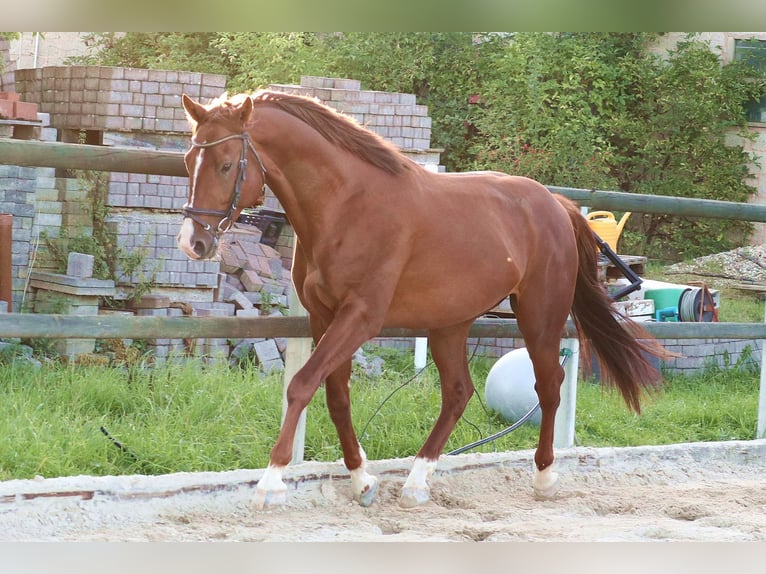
[193,240,209,258]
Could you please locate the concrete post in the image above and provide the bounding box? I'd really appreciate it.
[554,338,580,449]
[282,280,312,465]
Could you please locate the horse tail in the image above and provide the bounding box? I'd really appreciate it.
[555,194,667,413]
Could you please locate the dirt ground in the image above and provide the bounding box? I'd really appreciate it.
[1,439,765,542]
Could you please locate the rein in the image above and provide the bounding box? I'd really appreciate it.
[182,132,267,236]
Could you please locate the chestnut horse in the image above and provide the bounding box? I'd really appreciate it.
[178,90,666,509]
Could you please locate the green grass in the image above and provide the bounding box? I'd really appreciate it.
[0,348,760,481]
[575,368,760,446]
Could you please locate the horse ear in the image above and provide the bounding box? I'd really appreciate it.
[239,96,253,125]
[182,94,206,126]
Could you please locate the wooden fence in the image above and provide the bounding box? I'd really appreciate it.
[1,138,766,451]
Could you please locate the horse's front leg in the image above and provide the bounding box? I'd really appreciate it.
[254,301,381,510]
[324,361,379,506]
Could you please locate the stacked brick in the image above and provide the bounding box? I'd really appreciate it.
[14,66,225,133]
[34,175,90,246]
[126,295,233,363]
[0,92,38,121]
[269,76,434,152]
[104,212,220,289]
[658,338,763,373]
[219,226,291,304]
[11,65,229,303]
[30,253,116,355]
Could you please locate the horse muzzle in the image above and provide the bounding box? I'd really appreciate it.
[177,217,219,260]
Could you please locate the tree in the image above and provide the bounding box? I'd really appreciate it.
[469,33,766,260]
[70,33,231,75]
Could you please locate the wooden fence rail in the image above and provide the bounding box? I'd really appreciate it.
[3,139,766,222]
[2,313,766,341]
[0,139,186,177]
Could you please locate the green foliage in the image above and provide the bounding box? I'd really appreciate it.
[213,33,328,91]
[471,33,765,260]
[0,340,31,365]
[0,359,285,479]
[68,33,230,74]
[78,32,766,261]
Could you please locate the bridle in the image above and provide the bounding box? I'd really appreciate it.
[182,132,267,237]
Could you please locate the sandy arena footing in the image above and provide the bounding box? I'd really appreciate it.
[1,439,765,541]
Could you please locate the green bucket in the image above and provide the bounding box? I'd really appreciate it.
[644,288,686,311]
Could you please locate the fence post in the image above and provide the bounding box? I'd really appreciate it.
[0,213,12,312]
[758,305,766,439]
[554,338,579,448]
[282,282,312,465]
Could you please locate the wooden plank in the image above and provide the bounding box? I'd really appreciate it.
[0,139,186,177]
[2,313,766,341]
[732,282,766,294]
[599,255,647,279]
[548,185,766,223]
[29,280,116,297]
[0,118,42,126]
[2,140,766,223]
[29,272,115,289]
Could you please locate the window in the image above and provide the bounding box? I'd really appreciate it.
[734,38,766,123]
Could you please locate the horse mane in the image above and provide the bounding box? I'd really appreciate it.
[214,91,413,176]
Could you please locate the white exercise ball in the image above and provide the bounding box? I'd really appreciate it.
[484,347,541,426]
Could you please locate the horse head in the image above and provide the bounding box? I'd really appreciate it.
[177,93,267,260]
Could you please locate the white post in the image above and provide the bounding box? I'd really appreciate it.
[282,282,312,465]
[554,338,579,448]
[757,305,766,439]
[414,337,428,369]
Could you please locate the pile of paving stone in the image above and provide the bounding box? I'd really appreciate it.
[216,223,292,373]
[664,244,766,289]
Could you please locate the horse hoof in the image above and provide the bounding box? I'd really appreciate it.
[254,487,288,510]
[354,477,379,507]
[533,470,560,500]
[399,487,430,509]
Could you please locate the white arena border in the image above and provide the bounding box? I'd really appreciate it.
[2,439,765,507]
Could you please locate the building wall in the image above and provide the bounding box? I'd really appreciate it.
[9,33,91,71]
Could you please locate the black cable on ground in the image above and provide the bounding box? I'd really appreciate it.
[447,348,572,455]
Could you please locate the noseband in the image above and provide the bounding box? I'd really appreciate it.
[182,132,267,237]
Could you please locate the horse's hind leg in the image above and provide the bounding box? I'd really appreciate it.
[512,295,570,499]
[324,360,378,506]
[400,320,474,508]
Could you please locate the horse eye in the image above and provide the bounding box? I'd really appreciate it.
[221,162,233,174]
